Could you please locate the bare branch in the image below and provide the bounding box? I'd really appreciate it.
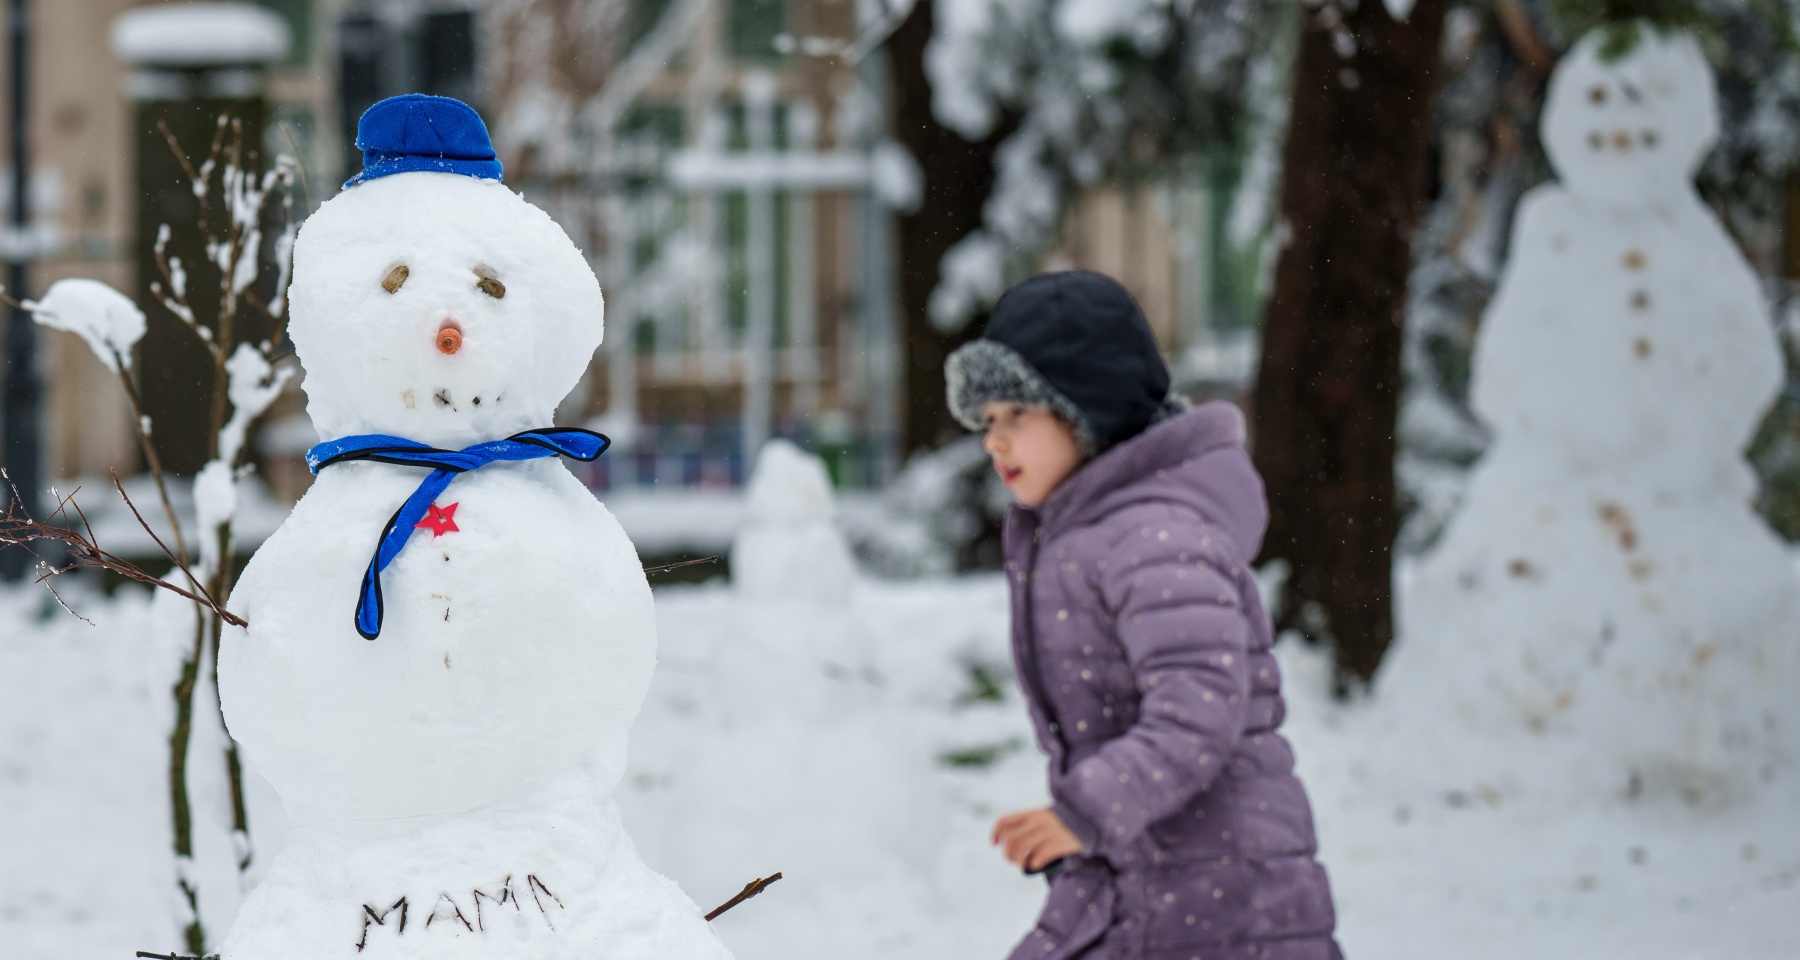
[156,119,205,190]
[109,471,216,608]
[0,470,247,628]
[276,123,311,212]
[704,872,783,922]
[34,563,94,625]
[844,0,912,65]
[642,555,720,576]
[114,368,194,573]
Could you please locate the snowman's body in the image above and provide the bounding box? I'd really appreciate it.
[1400,28,1800,798]
[218,99,732,959]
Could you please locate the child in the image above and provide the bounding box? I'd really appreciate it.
[946,271,1342,960]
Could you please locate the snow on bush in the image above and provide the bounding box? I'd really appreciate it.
[923,0,1273,330]
[25,278,147,372]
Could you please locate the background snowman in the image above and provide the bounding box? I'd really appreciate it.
[1398,25,1800,802]
[217,95,733,959]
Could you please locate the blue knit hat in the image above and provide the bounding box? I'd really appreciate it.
[344,94,504,189]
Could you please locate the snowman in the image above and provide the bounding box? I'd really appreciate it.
[217,95,734,958]
[1399,26,1800,799]
[729,440,858,603]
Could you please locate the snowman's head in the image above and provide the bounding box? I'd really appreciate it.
[288,96,602,447]
[1542,26,1717,207]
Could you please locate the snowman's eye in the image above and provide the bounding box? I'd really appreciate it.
[381,264,409,294]
[476,275,506,299]
[1588,85,1607,105]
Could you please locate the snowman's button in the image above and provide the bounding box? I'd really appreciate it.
[1634,338,1653,359]
[417,502,461,537]
[1629,290,1650,310]
[1622,250,1646,271]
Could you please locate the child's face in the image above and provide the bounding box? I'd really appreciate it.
[981,402,1083,508]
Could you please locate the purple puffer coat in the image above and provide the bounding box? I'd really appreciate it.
[1002,402,1340,960]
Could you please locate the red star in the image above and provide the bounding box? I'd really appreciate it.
[416,501,460,538]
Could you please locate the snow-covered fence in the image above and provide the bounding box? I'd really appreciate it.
[653,70,915,480]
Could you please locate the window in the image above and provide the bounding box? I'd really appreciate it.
[337,13,383,177]
[420,12,477,106]
[628,0,674,48]
[256,0,313,67]
[727,0,787,61]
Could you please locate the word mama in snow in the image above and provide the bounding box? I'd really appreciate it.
[355,874,565,952]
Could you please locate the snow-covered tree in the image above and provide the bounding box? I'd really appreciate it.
[889,0,1283,452]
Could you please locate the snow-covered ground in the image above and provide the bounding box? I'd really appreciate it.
[2,566,1797,959]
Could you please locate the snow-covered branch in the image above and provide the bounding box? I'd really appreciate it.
[923,0,1276,331]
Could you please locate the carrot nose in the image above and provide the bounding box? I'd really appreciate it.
[437,323,463,355]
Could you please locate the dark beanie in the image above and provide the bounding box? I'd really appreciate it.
[945,271,1178,455]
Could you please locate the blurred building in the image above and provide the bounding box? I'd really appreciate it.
[7,0,1264,499]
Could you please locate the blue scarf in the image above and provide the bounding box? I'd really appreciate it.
[306,427,611,639]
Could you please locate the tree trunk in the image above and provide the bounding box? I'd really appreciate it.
[886,0,1011,457]
[1252,0,1448,691]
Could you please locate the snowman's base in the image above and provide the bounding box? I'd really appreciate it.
[219,771,733,960]
[1400,467,1800,802]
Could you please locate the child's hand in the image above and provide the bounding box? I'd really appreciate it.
[991,807,1082,872]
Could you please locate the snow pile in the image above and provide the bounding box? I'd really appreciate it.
[617,576,1045,958]
[730,440,856,602]
[1402,28,1800,802]
[7,558,1800,957]
[1283,607,1800,960]
[0,586,174,958]
[25,277,146,372]
[608,568,1800,960]
[606,488,748,557]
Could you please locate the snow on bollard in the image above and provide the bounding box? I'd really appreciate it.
[1398,26,1800,804]
[730,439,857,602]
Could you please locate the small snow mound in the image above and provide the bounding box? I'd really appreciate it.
[732,441,857,602]
[111,2,291,67]
[745,439,835,525]
[26,278,145,372]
